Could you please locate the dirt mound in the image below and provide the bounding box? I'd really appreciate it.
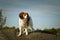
[0,29,17,40]
[0,29,60,40]
[17,32,60,40]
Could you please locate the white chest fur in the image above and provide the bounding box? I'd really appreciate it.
[19,18,27,28]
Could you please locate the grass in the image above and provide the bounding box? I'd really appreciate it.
[0,26,60,40]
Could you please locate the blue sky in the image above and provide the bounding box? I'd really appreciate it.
[0,0,60,30]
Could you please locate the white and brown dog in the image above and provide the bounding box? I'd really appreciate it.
[18,12,33,36]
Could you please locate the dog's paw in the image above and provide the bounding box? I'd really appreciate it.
[17,34,21,37]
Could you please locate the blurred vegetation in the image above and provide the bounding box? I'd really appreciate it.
[0,9,6,28]
[35,28,60,37]
[0,26,16,30]
[45,28,60,37]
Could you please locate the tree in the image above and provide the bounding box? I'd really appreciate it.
[0,9,6,28]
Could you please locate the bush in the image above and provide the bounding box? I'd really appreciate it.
[0,26,16,30]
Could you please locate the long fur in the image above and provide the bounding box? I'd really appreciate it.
[18,12,33,36]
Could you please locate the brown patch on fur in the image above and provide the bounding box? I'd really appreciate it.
[19,12,25,19]
[19,12,30,26]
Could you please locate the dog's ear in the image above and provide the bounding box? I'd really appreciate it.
[19,12,24,19]
[27,13,30,21]
[26,13,30,26]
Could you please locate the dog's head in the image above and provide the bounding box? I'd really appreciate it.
[19,12,30,20]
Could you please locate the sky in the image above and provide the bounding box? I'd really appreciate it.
[0,0,60,30]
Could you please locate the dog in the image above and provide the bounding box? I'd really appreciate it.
[18,12,33,36]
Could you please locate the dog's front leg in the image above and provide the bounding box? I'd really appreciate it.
[25,28,28,35]
[18,27,22,37]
